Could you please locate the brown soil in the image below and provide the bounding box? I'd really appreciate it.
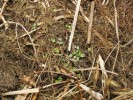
[0,0,133,100]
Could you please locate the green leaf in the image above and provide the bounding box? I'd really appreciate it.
[55,76,63,83]
[50,38,56,43]
[56,41,64,45]
[53,48,60,54]
[80,53,85,58]
[69,54,73,58]
[65,24,72,31]
[77,73,81,78]
[88,48,92,52]
[32,23,37,30]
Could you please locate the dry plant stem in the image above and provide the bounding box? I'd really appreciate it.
[0,23,4,27]
[35,63,47,87]
[79,83,103,100]
[19,27,41,38]
[71,0,89,23]
[45,0,50,7]
[87,1,95,44]
[2,81,67,96]
[40,71,77,80]
[15,86,28,100]
[102,0,106,5]
[98,54,108,78]
[1,15,8,29]
[105,0,110,5]
[0,0,7,15]
[105,16,114,27]
[2,88,39,96]
[105,44,118,63]
[73,67,118,75]
[0,0,8,30]
[31,63,47,99]
[15,24,35,61]
[57,83,70,98]
[54,15,73,21]
[112,0,120,72]
[112,90,133,100]
[58,86,77,100]
[39,2,46,9]
[88,48,101,80]
[121,38,133,47]
[68,0,81,51]
[8,21,39,62]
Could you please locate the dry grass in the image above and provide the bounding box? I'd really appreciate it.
[0,0,133,100]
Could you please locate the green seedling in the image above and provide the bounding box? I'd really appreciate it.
[50,38,56,43]
[72,66,77,70]
[88,48,92,52]
[64,62,69,67]
[56,41,63,45]
[51,8,56,12]
[69,48,85,60]
[77,73,81,79]
[55,76,63,83]
[53,47,60,54]
[43,53,48,59]
[50,38,64,45]
[65,24,72,31]
[32,23,37,30]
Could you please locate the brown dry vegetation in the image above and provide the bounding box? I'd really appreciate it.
[0,0,133,100]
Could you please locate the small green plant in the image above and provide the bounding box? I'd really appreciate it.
[65,24,72,31]
[64,62,69,67]
[53,47,60,54]
[51,8,56,12]
[50,38,56,43]
[32,23,37,30]
[77,73,81,79]
[87,48,92,52]
[56,40,63,45]
[69,48,85,60]
[55,76,63,83]
[43,53,48,59]
[72,66,77,70]
[50,38,64,45]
